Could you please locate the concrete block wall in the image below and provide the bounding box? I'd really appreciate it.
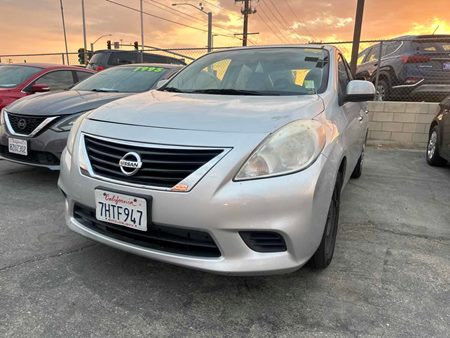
[367,101,440,149]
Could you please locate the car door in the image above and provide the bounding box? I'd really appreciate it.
[27,70,76,92]
[363,44,380,80]
[338,54,366,175]
[355,47,371,80]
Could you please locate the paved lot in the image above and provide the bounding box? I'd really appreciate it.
[0,148,449,337]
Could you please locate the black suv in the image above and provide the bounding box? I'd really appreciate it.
[356,35,450,101]
[427,95,450,166]
[87,50,186,71]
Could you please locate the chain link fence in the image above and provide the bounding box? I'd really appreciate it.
[317,37,450,102]
[2,38,450,102]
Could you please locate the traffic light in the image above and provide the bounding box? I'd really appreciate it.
[133,41,139,50]
[107,40,112,50]
[77,48,85,65]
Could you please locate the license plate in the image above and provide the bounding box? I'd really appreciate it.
[443,62,450,71]
[8,138,28,156]
[95,189,148,231]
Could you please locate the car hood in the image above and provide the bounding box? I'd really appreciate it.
[89,90,325,133]
[5,90,130,116]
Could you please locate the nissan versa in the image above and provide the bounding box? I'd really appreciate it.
[58,46,375,275]
[0,64,182,169]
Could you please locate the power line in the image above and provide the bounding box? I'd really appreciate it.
[105,0,243,42]
[260,1,294,43]
[203,0,222,10]
[257,2,291,43]
[144,0,204,24]
[255,7,288,44]
[284,0,317,41]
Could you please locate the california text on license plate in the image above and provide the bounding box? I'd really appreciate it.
[8,138,28,156]
[95,189,148,231]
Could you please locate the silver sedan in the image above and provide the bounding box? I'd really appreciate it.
[58,45,375,275]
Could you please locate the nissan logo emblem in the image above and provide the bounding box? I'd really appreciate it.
[119,152,143,176]
[17,118,27,130]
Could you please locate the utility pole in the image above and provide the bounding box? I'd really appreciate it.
[235,0,256,47]
[140,0,145,62]
[59,0,70,65]
[350,0,365,75]
[81,0,88,65]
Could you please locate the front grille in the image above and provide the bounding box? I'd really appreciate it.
[6,112,47,135]
[84,136,224,188]
[0,145,60,166]
[73,204,221,258]
[240,231,287,253]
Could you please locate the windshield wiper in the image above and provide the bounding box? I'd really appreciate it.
[91,88,119,92]
[190,89,265,96]
[161,87,185,93]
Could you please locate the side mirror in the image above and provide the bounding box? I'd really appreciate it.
[156,80,168,89]
[30,83,50,93]
[345,80,375,102]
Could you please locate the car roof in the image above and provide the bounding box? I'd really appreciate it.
[209,44,333,54]
[392,34,450,41]
[116,63,184,69]
[0,63,93,71]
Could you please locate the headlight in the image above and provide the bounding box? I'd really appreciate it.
[0,109,5,125]
[51,112,88,132]
[66,112,90,155]
[235,120,326,180]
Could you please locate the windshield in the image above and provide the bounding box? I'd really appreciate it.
[162,47,329,96]
[0,65,42,88]
[73,66,169,92]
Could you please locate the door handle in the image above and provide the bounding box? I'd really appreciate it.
[358,116,364,122]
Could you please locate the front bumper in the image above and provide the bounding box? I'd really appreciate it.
[0,124,68,170]
[58,136,337,275]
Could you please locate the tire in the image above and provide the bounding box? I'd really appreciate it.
[351,144,365,179]
[376,79,390,101]
[310,172,342,270]
[427,126,447,166]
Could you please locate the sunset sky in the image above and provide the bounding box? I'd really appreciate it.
[0,0,449,63]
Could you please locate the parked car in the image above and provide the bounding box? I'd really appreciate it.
[58,45,375,275]
[356,35,450,101]
[0,63,95,110]
[87,50,186,71]
[0,63,183,169]
[427,95,450,165]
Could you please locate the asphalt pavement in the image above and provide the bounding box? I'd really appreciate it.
[0,148,449,337]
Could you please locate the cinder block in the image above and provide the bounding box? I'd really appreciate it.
[390,132,413,143]
[412,133,428,143]
[384,102,406,113]
[368,121,383,131]
[414,123,429,133]
[382,122,404,132]
[415,114,433,124]
[372,112,394,122]
[368,101,385,112]
[405,102,431,114]
[428,104,440,115]
[402,123,416,133]
[393,113,416,123]
[369,131,391,140]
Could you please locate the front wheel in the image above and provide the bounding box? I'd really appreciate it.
[310,172,342,270]
[351,144,365,179]
[427,127,447,166]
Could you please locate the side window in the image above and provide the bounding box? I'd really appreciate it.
[108,52,138,66]
[76,71,92,83]
[357,48,370,65]
[34,71,75,91]
[366,44,380,63]
[338,56,351,100]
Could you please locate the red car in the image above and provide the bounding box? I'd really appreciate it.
[0,63,95,110]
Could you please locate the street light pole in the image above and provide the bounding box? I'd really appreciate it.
[81,0,88,65]
[90,34,112,52]
[59,0,70,65]
[140,0,144,62]
[172,3,212,52]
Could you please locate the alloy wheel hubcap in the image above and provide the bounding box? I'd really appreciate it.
[428,131,437,159]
